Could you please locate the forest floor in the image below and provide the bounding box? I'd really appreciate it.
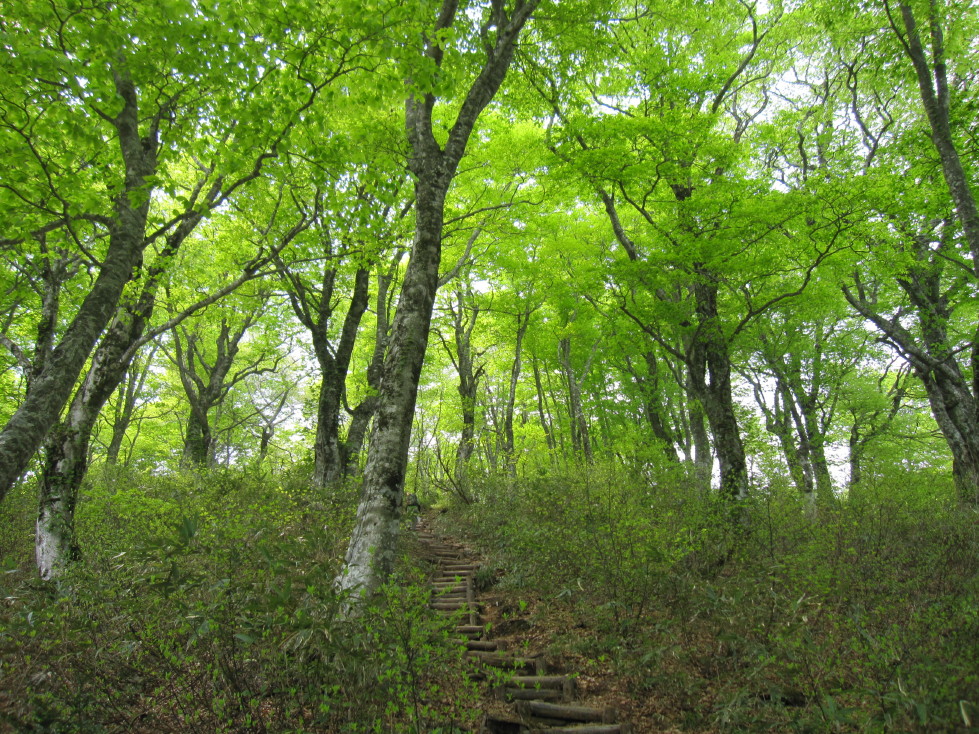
[2,470,976,733]
[414,513,696,734]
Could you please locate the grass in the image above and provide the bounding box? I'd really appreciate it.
[447,461,979,733]
[2,460,977,732]
[0,467,477,733]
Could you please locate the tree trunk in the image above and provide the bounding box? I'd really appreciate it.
[532,356,556,451]
[915,361,979,504]
[105,345,157,466]
[628,350,680,462]
[171,311,270,470]
[895,3,979,272]
[312,378,346,487]
[34,175,240,576]
[448,290,482,488]
[688,275,749,501]
[558,337,594,463]
[181,409,212,467]
[686,373,713,488]
[35,306,156,578]
[344,254,401,476]
[844,232,979,504]
[0,69,157,501]
[502,310,530,468]
[337,0,540,603]
[848,421,864,489]
[338,175,448,599]
[36,423,87,580]
[309,268,370,488]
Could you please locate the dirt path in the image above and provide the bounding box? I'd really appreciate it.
[413,516,634,734]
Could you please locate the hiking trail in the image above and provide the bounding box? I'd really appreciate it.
[413,516,634,734]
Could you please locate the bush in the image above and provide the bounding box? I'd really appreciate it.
[449,460,979,732]
[0,468,476,733]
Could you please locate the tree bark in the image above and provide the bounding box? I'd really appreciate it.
[105,345,157,466]
[892,2,979,273]
[0,68,157,501]
[170,310,271,469]
[442,289,483,487]
[557,337,594,463]
[685,372,713,488]
[625,351,680,462]
[36,302,157,578]
[844,230,979,504]
[748,372,815,512]
[34,179,267,576]
[687,274,749,501]
[337,0,540,603]
[502,309,531,468]
[531,356,556,451]
[309,268,370,487]
[343,251,402,476]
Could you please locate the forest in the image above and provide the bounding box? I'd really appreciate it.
[1,0,978,731]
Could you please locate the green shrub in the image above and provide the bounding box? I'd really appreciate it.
[0,467,475,733]
[450,460,979,732]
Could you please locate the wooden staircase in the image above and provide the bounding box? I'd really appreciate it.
[413,518,634,734]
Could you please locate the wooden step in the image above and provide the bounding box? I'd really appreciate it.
[466,639,499,651]
[506,675,576,701]
[468,652,544,675]
[498,686,564,702]
[431,601,478,612]
[534,725,633,734]
[434,595,468,604]
[515,701,617,724]
[455,624,485,638]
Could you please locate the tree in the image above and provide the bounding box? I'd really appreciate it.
[338,0,543,602]
[524,0,799,500]
[165,296,282,468]
[274,150,412,488]
[0,0,377,501]
[435,285,486,492]
[821,0,979,503]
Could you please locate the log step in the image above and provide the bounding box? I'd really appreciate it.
[434,595,468,605]
[413,522,633,734]
[468,652,544,675]
[507,675,575,701]
[509,675,572,690]
[516,701,617,724]
[535,725,633,734]
[456,624,485,637]
[431,601,477,611]
[466,639,499,651]
[499,687,563,702]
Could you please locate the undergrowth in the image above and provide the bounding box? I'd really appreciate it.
[0,466,476,733]
[449,460,979,733]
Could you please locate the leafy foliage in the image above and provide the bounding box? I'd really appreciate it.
[0,469,476,732]
[450,461,979,732]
